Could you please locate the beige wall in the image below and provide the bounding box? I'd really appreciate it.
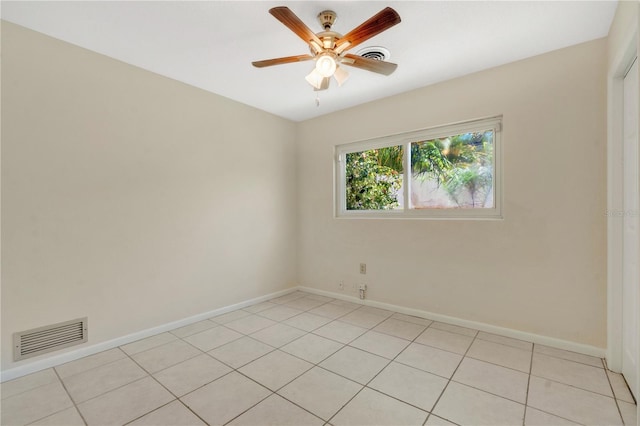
[1,22,297,371]
[297,39,607,348]
[1,17,611,375]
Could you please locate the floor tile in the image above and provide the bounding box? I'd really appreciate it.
[121,333,178,355]
[258,305,304,322]
[349,330,410,359]
[606,369,636,403]
[304,294,334,302]
[153,354,231,396]
[339,310,387,329]
[395,342,462,379]
[369,361,448,412]
[433,382,525,426]
[280,333,343,364]
[415,328,474,355]
[527,376,623,425]
[284,296,327,311]
[524,407,580,425]
[373,318,426,341]
[170,320,217,338]
[452,357,529,403]
[356,306,392,316]
[239,350,313,391]
[331,388,427,426]
[467,339,531,373]
[243,301,278,314]
[224,315,277,335]
[208,336,274,369]
[425,414,458,425]
[228,394,324,426]
[132,339,202,373]
[128,400,206,425]
[250,323,306,347]
[270,292,306,304]
[278,367,362,420]
[319,346,388,385]
[183,325,243,352]
[6,291,627,426]
[180,372,271,426]
[430,322,478,337]
[283,312,332,331]
[531,352,612,396]
[210,309,251,324]
[55,349,126,380]
[477,331,533,351]
[391,313,433,327]
[313,321,367,344]
[619,401,637,426]
[1,369,59,400]
[308,303,358,319]
[29,406,85,426]
[62,357,147,403]
[1,382,73,426]
[534,344,603,368]
[77,377,173,426]
[328,299,362,309]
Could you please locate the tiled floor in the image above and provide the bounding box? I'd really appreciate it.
[1,291,637,426]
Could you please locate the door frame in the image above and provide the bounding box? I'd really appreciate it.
[607,15,639,382]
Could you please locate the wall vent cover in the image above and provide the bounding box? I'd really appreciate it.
[14,317,88,361]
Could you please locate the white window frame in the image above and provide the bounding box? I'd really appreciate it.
[335,116,503,219]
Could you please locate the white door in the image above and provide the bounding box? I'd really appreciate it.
[622,57,639,399]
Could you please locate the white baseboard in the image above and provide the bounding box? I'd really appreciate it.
[296,286,606,358]
[2,285,606,383]
[0,287,296,383]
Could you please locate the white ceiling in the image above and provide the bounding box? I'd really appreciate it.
[2,1,617,122]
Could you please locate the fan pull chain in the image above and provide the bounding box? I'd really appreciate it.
[315,93,320,107]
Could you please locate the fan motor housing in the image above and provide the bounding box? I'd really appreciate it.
[318,10,337,30]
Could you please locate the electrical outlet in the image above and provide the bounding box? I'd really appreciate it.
[360,263,366,274]
[358,284,367,300]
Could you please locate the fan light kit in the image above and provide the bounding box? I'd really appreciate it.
[252,6,401,91]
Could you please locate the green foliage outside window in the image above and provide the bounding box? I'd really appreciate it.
[345,148,403,210]
[345,131,494,210]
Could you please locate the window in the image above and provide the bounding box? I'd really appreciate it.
[336,117,502,219]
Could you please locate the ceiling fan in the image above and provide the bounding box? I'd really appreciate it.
[252,6,401,91]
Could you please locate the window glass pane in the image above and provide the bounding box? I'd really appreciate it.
[345,146,404,210]
[410,130,494,209]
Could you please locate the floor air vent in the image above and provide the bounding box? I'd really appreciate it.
[14,317,88,361]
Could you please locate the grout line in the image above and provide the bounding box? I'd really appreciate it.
[26,368,89,426]
[122,347,214,426]
[532,349,605,370]
[425,328,479,425]
[11,291,623,426]
[522,342,535,426]
[49,348,128,382]
[528,373,620,400]
[603,358,627,425]
[324,314,433,425]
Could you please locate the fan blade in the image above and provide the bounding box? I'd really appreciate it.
[342,54,398,76]
[252,54,314,68]
[269,7,323,53]
[334,7,401,54]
